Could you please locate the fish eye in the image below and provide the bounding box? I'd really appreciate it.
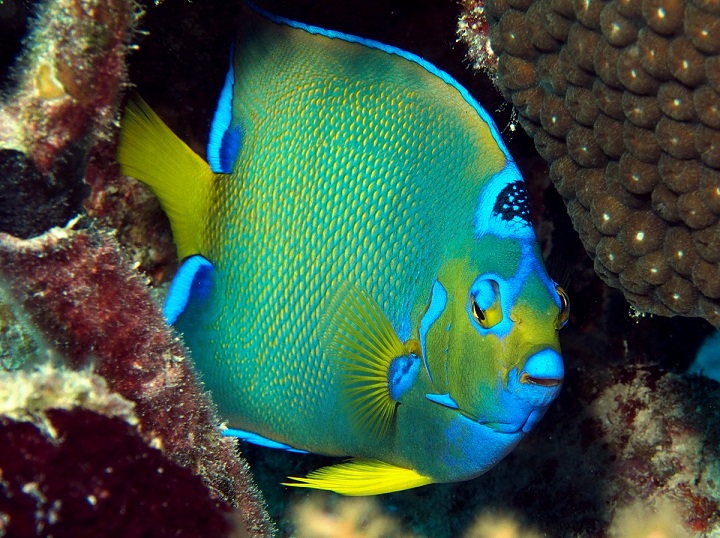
[469,293,502,329]
[556,285,570,329]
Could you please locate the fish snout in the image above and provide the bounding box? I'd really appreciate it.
[512,348,564,410]
[485,350,564,435]
[520,348,564,388]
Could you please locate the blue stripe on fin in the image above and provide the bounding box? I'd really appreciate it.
[244,0,511,161]
[208,46,241,174]
[223,428,310,453]
[163,255,214,325]
[219,125,243,174]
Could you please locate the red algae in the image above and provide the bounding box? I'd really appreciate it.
[0,409,236,537]
[0,226,273,537]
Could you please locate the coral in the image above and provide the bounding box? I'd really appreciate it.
[0,0,274,532]
[0,0,136,238]
[462,510,541,538]
[287,492,420,538]
[608,499,693,538]
[0,363,138,435]
[457,0,498,79]
[0,224,274,537]
[0,408,237,537]
[459,0,720,327]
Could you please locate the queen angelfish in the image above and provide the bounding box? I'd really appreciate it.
[117,2,570,495]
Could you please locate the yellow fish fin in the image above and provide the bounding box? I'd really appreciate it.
[327,283,409,438]
[282,459,434,495]
[117,95,216,260]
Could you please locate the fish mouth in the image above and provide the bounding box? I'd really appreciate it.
[520,372,563,387]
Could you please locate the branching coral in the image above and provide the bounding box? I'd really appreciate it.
[459,0,720,327]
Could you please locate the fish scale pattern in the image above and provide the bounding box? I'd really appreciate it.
[480,0,720,326]
[194,66,501,448]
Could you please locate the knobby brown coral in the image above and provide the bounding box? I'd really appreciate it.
[461,0,720,326]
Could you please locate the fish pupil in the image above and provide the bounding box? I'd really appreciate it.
[471,299,485,322]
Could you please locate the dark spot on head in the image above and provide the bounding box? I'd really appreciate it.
[492,180,531,224]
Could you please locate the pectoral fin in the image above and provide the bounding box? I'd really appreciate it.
[283,459,433,495]
[326,283,411,438]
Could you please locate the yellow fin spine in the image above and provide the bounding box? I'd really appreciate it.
[117,95,215,260]
[282,459,434,495]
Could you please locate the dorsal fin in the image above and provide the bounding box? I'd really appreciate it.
[243,0,510,160]
[207,46,243,174]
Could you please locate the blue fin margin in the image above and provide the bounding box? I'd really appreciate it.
[243,0,511,161]
[163,255,214,325]
[223,428,309,453]
[208,43,242,175]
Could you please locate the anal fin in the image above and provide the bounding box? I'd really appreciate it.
[163,255,214,324]
[283,459,434,495]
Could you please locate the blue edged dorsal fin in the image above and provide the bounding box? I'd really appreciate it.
[223,428,309,453]
[243,0,510,161]
[207,45,242,174]
[163,255,214,324]
[283,459,434,495]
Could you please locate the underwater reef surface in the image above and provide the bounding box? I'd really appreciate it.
[459,0,720,328]
[0,227,273,537]
[1,0,719,536]
[0,0,272,535]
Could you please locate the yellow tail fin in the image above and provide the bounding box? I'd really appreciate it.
[117,96,214,260]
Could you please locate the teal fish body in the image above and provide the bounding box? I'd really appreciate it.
[117,3,569,494]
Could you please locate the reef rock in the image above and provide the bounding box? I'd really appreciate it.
[459,0,720,327]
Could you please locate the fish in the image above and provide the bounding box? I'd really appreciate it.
[117,2,569,495]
